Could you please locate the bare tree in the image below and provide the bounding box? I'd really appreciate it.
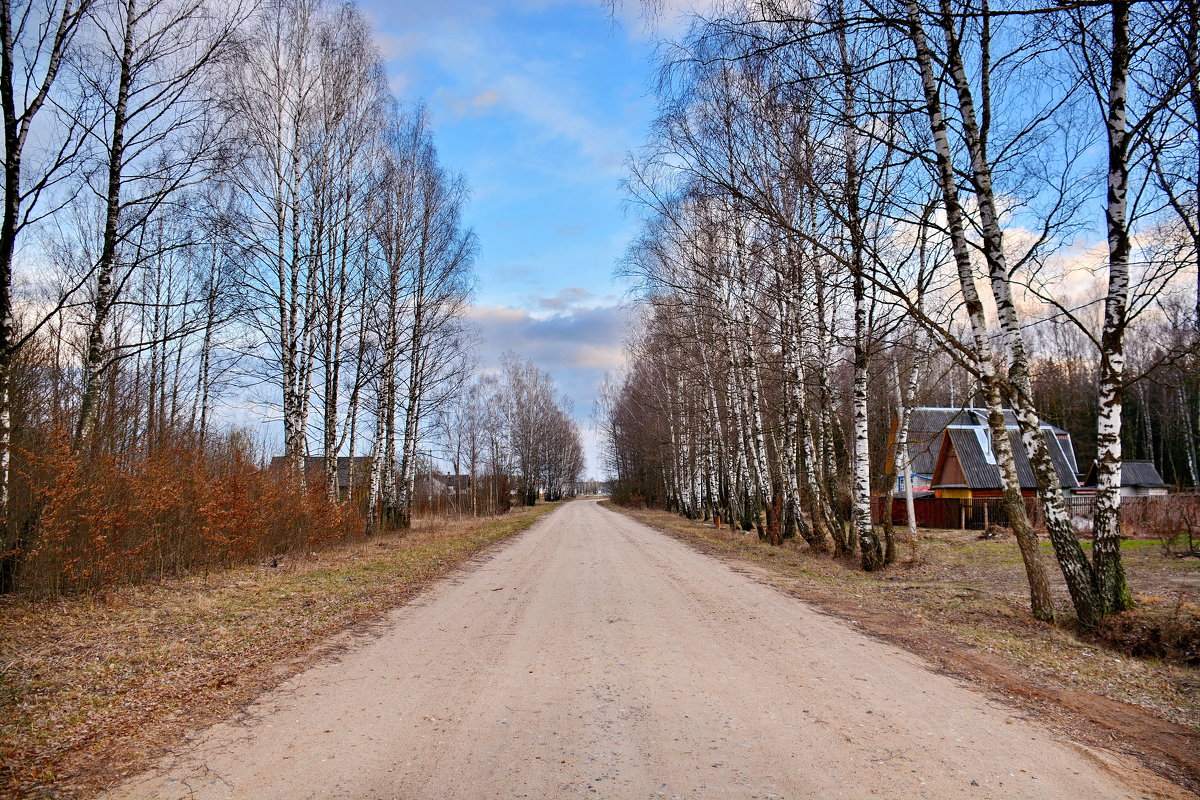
[0,0,92,524]
[499,353,583,505]
[227,0,324,483]
[69,0,245,446]
[363,107,474,531]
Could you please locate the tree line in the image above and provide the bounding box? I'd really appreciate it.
[601,0,1198,629]
[0,0,584,596]
[438,354,586,514]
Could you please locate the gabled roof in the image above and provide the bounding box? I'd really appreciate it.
[934,426,1080,491]
[445,474,472,491]
[908,407,1067,437]
[1081,460,1167,488]
[903,407,1074,478]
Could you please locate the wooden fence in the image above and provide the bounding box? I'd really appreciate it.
[872,494,1197,531]
[871,495,1096,530]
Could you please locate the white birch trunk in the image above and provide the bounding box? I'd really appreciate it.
[895,358,921,542]
[1183,387,1199,488]
[1092,0,1134,614]
[738,289,773,539]
[851,270,875,566]
[908,0,1058,620]
[365,395,387,535]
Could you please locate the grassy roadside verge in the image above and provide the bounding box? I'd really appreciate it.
[0,503,560,800]
[605,502,1200,794]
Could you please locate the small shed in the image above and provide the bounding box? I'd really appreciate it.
[1080,460,1169,497]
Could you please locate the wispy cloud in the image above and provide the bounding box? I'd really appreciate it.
[535,286,594,310]
[468,300,628,474]
[447,88,504,118]
[369,0,655,178]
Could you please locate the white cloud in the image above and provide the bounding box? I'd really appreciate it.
[364,0,658,179]
[467,301,627,372]
[468,300,629,472]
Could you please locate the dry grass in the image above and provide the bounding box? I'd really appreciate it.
[0,504,559,800]
[606,504,1200,792]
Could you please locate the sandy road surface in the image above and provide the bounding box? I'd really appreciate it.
[112,500,1169,799]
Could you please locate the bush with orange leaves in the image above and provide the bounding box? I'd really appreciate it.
[7,430,362,599]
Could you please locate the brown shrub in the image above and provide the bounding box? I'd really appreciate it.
[1097,594,1200,667]
[1121,495,1200,549]
[7,430,362,599]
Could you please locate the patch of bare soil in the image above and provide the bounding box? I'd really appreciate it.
[607,503,1200,795]
[0,504,559,800]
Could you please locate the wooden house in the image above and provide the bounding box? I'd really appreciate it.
[887,407,1080,500]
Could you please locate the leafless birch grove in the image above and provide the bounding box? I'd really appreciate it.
[604,0,1199,628]
[0,0,583,596]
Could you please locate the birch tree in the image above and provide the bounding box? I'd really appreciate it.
[902,0,1059,620]
[362,107,474,530]
[307,4,386,500]
[69,0,244,447]
[0,0,95,593]
[613,0,1196,627]
[0,0,92,517]
[227,0,324,482]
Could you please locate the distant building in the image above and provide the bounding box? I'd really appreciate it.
[416,474,450,498]
[888,407,1080,500]
[444,474,472,497]
[267,456,371,497]
[1079,460,1169,497]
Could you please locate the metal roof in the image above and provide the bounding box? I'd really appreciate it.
[907,407,1068,436]
[905,407,1076,482]
[936,426,1080,491]
[1081,459,1167,488]
[1121,461,1167,487]
[904,429,944,477]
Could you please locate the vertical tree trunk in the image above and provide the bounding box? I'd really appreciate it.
[397,387,420,527]
[836,14,873,565]
[1092,0,1135,615]
[0,0,85,526]
[883,356,915,564]
[907,0,1057,621]
[0,0,18,516]
[396,289,425,527]
[365,394,387,536]
[1182,387,1200,488]
[76,0,137,447]
[933,0,1099,625]
[813,258,844,552]
[736,284,773,541]
[852,269,878,569]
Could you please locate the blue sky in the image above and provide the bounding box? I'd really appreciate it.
[360,0,698,474]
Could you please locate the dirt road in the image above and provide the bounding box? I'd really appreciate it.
[111,500,1176,799]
